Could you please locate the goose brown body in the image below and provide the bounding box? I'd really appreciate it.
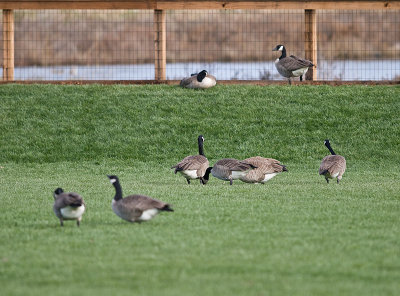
[273,45,314,84]
[180,70,216,89]
[206,158,256,185]
[53,188,86,227]
[239,156,288,184]
[319,140,346,184]
[108,175,173,223]
[171,135,210,184]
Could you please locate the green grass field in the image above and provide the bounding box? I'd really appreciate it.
[0,84,399,296]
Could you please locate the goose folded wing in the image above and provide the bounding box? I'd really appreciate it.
[180,77,192,87]
[129,195,167,211]
[172,155,208,171]
[319,156,336,174]
[289,55,314,68]
[66,193,85,206]
[244,157,283,174]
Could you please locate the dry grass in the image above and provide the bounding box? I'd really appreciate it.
[0,9,399,66]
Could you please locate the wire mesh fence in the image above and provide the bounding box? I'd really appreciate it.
[1,9,399,81]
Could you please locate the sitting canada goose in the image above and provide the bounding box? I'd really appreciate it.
[239,156,288,184]
[107,175,173,223]
[272,44,314,84]
[180,70,216,89]
[319,139,347,184]
[171,135,210,185]
[53,188,86,227]
[203,158,257,185]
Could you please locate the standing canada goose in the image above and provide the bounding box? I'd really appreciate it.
[53,188,86,227]
[319,139,347,184]
[180,70,216,89]
[171,135,210,185]
[239,156,288,184]
[203,158,257,185]
[272,44,314,84]
[107,175,173,223]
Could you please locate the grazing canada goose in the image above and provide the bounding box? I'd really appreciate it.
[203,158,257,185]
[53,188,86,227]
[180,70,217,89]
[171,135,210,185]
[239,156,288,184]
[107,175,173,223]
[319,139,347,184]
[272,44,314,84]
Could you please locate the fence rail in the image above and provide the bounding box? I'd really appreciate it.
[1,1,400,10]
[1,1,400,82]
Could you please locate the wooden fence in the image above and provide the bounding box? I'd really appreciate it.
[1,0,400,82]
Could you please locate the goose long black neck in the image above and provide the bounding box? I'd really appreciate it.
[325,141,336,155]
[203,167,213,181]
[280,46,287,60]
[198,136,205,156]
[112,179,123,201]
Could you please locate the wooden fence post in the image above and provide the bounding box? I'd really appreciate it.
[154,9,166,81]
[3,9,15,81]
[304,9,317,81]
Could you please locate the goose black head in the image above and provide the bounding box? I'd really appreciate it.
[53,187,64,199]
[324,139,330,146]
[197,70,208,82]
[198,135,205,143]
[107,175,119,184]
[272,44,285,52]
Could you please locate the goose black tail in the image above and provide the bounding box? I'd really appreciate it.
[161,205,174,212]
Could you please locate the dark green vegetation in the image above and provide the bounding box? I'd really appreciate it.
[0,84,399,295]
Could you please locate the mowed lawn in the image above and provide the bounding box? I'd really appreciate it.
[0,84,399,296]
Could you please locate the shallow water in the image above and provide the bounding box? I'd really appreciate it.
[2,60,399,81]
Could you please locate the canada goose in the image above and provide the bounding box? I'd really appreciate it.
[203,158,257,185]
[180,70,216,89]
[107,175,173,223]
[272,44,314,84]
[319,139,347,184]
[239,156,288,184]
[171,135,210,185]
[53,188,86,227]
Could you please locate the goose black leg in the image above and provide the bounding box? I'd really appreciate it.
[337,179,340,184]
[300,75,303,82]
[186,179,191,185]
[229,177,233,186]
[77,220,80,227]
[325,177,329,184]
[60,218,64,227]
[288,78,292,85]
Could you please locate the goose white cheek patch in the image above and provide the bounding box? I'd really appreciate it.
[109,179,117,184]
